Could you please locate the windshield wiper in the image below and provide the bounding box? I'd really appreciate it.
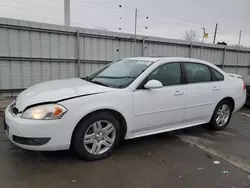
[95,76,135,79]
[81,76,89,81]
[89,80,110,87]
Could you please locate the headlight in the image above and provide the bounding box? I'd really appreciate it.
[21,104,67,120]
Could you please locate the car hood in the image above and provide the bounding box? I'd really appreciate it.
[15,78,115,111]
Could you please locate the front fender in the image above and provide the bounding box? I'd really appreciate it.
[59,92,133,140]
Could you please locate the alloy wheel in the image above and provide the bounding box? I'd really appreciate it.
[216,104,230,127]
[83,120,116,155]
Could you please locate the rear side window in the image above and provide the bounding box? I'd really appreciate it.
[211,68,224,81]
[184,63,212,83]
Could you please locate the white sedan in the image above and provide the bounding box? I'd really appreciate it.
[4,57,246,160]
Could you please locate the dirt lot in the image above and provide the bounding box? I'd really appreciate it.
[0,111,250,188]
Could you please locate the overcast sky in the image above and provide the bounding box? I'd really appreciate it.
[0,0,249,46]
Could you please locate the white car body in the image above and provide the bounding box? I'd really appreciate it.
[4,57,246,151]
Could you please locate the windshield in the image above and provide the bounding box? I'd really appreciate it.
[86,59,153,88]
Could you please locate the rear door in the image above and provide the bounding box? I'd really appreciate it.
[183,62,222,124]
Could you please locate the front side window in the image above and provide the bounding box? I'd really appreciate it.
[145,62,182,87]
[184,63,212,83]
[86,59,153,88]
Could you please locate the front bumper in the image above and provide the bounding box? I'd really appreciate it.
[4,104,72,151]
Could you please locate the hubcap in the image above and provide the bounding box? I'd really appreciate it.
[216,104,230,127]
[83,120,116,155]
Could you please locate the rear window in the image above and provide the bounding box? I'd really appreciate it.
[211,68,224,81]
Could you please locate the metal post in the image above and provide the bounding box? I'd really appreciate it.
[64,0,70,26]
[222,47,226,70]
[76,29,81,77]
[202,27,205,43]
[0,67,2,95]
[142,37,146,56]
[236,30,242,74]
[189,43,193,58]
[200,27,205,59]
[213,23,218,44]
[238,30,242,47]
[133,8,138,57]
[248,59,250,75]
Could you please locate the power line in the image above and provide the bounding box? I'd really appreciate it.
[0,0,246,46]
[72,9,210,30]
[0,0,215,30]
[74,0,137,11]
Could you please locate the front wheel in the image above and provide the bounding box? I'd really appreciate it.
[72,112,121,160]
[210,100,232,130]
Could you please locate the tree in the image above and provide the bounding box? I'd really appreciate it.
[217,42,227,45]
[232,44,244,48]
[183,30,198,42]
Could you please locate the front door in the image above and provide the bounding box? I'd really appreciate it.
[132,62,186,134]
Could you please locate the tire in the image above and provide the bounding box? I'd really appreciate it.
[72,112,121,161]
[210,100,233,130]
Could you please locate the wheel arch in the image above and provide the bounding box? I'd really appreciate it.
[70,108,128,147]
[209,97,235,130]
[220,97,235,112]
[211,97,235,121]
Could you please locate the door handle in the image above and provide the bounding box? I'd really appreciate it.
[173,90,184,96]
[212,86,220,91]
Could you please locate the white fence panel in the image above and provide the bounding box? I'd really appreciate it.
[0,17,250,92]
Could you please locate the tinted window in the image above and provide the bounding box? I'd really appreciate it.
[184,63,212,83]
[147,63,181,86]
[211,68,224,81]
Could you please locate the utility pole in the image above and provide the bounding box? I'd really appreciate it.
[64,0,70,26]
[200,27,206,58]
[202,27,206,43]
[133,8,138,57]
[238,30,242,47]
[213,23,218,44]
[236,30,242,73]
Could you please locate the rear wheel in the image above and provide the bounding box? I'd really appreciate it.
[210,100,232,130]
[72,112,121,160]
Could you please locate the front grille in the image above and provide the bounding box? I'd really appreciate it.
[12,135,51,146]
[10,103,19,115]
[12,107,19,115]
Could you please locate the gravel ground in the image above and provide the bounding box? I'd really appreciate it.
[1,112,250,188]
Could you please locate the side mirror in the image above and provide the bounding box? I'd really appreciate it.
[144,80,163,89]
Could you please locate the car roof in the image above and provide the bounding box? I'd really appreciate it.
[125,57,162,62]
[124,57,222,73]
[125,57,207,63]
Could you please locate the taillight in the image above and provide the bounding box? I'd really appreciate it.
[243,81,246,91]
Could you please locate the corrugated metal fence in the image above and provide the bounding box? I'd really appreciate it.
[1,17,250,94]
